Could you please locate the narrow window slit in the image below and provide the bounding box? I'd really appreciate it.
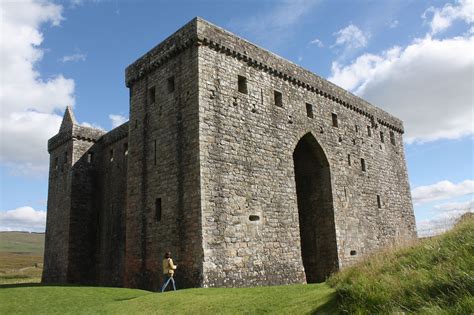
[377,195,382,209]
[148,86,156,104]
[238,75,247,94]
[306,103,314,118]
[361,158,366,172]
[167,76,175,93]
[274,90,283,107]
[155,198,162,222]
[332,113,338,127]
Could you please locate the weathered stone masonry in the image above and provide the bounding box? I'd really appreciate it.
[43,17,416,290]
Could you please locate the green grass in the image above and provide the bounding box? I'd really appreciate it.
[0,283,337,314]
[328,215,474,314]
[0,232,45,254]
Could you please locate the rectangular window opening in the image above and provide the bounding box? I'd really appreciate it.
[238,75,248,94]
[332,113,338,127]
[63,151,68,164]
[123,143,128,156]
[148,86,156,104]
[87,152,94,164]
[355,125,359,133]
[367,125,372,137]
[306,103,314,118]
[347,154,351,166]
[361,158,366,172]
[153,140,157,166]
[54,157,59,170]
[390,131,396,145]
[274,90,283,107]
[109,149,114,162]
[167,76,175,93]
[377,195,382,209]
[155,198,162,222]
[380,131,385,143]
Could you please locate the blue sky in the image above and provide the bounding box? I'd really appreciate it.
[0,0,473,236]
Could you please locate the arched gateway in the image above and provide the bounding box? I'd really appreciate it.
[293,133,339,282]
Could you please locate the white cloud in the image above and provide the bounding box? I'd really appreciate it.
[412,180,474,205]
[333,24,369,50]
[434,200,474,211]
[0,206,46,232]
[229,0,319,48]
[309,38,324,47]
[109,114,128,129]
[0,0,74,176]
[422,0,474,35]
[329,35,474,143]
[416,208,472,237]
[61,53,86,63]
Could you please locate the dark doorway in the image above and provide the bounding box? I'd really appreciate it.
[293,133,338,283]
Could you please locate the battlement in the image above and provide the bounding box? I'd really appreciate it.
[126,17,404,134]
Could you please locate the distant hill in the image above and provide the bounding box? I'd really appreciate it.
[0,231,45,255]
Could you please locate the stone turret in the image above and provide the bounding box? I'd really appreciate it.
[42,107,105,284]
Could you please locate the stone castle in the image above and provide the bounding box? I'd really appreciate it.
[42,18,417,290]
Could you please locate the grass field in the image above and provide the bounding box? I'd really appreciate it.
[0,283,337,314]
[0,231,45,284]
[1,217,472,314]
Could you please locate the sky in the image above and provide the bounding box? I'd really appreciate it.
[0,0,473,236]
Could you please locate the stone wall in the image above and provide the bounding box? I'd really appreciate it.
[196,18,416,286]
[96,123,129,286]
[125,20,203,290]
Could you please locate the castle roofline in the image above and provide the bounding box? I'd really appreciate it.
[125,17,405,134]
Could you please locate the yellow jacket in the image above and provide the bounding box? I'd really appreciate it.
[163,258,177,276]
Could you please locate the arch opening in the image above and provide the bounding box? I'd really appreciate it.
[293,133,338,283]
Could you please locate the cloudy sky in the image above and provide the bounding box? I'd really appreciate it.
[0,0,473,236]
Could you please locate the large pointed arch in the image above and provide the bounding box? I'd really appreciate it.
[293,132,338,282]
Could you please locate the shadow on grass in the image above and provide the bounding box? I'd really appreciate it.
[311,292,340,315]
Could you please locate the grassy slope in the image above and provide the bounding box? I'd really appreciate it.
[0,284,337,314]
[328,216,474,314]
[0,232,45,254]
[0,232,45,284]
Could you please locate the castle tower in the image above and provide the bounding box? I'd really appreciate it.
[123,21,203,290]
[42,107,105,284]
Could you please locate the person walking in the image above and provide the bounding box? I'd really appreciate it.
[160,251,177,292]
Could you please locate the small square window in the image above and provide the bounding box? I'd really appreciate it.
[361,158,366,172]
[167,77,175,93]
[332,113,338,127]
[380,131,385,143]
[274,90,283,107]
[390,131,396,145]
[238,75,247,94]
[148,86,156,104]
[306,103,314,118]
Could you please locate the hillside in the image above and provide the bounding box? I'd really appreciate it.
[0,231,45,284]
[328,215,474,314]
[0,231,45,254]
